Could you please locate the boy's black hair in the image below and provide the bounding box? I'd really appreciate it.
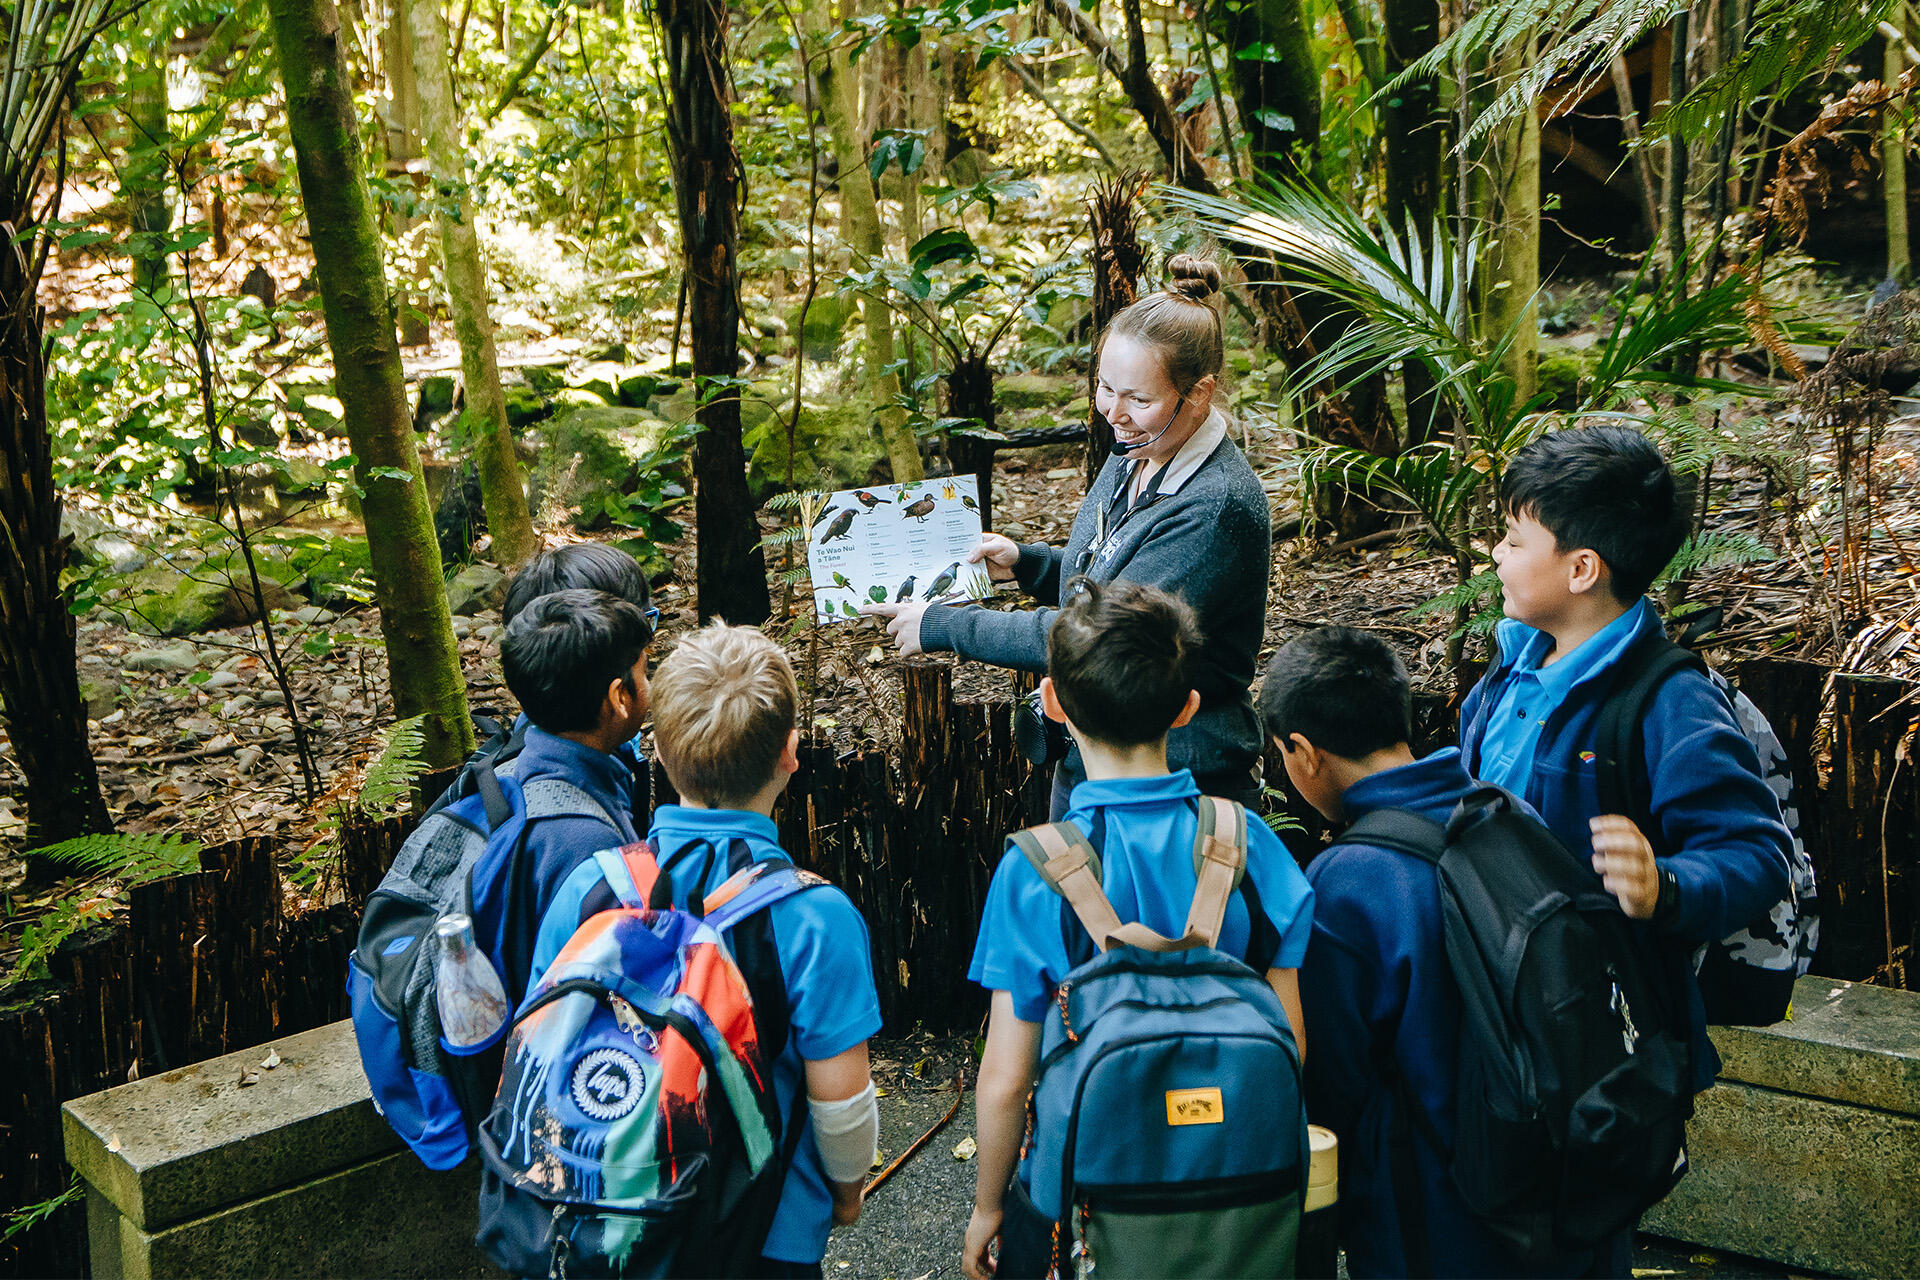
[1499,426,1690,602]
[1258,626,1411,761]
[503,543,652,624]
[499,588,651,734]
[1046,577,1201,748]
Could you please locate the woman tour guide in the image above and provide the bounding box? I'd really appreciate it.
[864,255,1273,817]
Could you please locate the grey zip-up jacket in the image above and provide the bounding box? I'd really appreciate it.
[918,430,1271,782]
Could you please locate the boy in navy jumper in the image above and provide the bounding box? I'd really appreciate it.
[1265,627,1597,1278]
[531,622,881,1277]
[477,588,650,1011]
[1459,426,1791,1094]
[962,580,1313,1280]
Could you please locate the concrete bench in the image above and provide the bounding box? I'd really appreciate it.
[1642,976,1920,1279]
[63,1019,501,1279]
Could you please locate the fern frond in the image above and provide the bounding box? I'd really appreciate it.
[357,716,428,819]
[1408,569,1507,638]
[1653,531,1778,591]
[33,832,203,884]
[1648,0,1896,140]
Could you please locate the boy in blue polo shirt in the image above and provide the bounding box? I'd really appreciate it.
[962,579,1313,1280]
[479,588,649,1011]
[1459,426,1790,1097]
[1265,626,1599,1278]
[531,621,881,1278]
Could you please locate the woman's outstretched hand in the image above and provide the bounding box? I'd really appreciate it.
[860,600,930,654]
[969,533,1021,583]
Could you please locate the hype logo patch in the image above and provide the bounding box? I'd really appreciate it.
[570,1047,646,1122]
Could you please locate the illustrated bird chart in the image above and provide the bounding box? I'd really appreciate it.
[807,477,994,624]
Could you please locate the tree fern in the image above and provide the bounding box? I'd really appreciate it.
[1652,531,1779,592]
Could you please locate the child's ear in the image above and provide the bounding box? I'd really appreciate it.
[778,727,801,776]
[1170,689,1202,729]
[1038,677,1068,724]
[1286,733,1323,776]
[1567,548,1606,596]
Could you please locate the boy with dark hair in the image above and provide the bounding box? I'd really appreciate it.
[477,587,650,1008]
[1461,425,1790,1093]
[529,622,880,1276]
[962,579,1314,1279]
[1264,627,1586,1277]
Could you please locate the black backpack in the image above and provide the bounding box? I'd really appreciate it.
[1340,787,1694,1269]
[1593,635,1817,1026]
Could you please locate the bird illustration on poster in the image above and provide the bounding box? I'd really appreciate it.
[806,476,993,623]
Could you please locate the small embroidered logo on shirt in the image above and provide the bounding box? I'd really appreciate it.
[1579,751,1597,763]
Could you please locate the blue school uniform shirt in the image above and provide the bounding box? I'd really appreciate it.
[531,806,883,1265]
[1301,747,1611,1278]
[1474,601,1649,791]
[497,711,651,826]
[969,770,1314,1025]
[470,724,640,1011]
[1459,601,1792,1092]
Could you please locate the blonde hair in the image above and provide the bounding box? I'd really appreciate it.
[1103,253,1226,398]
[651,621,797,807]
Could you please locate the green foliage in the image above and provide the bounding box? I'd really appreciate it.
[1651,531,1779,593]
[600,419,699,548]
[356,716,431,821]
[5,835,204,985]
[0,1176,82,1246]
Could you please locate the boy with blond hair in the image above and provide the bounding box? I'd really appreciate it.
[529,622,882,1278]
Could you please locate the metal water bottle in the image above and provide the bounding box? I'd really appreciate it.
[1298,1124,1340,1280]
[434,913,509,1048]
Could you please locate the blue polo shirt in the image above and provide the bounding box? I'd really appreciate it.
[969,770,1314,1023]
[1475,600,1653,793]
[531,806,882,1265]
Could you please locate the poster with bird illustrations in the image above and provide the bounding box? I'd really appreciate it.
[806,476,994,624]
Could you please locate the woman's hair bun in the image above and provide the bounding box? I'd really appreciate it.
[1165,254,1222,302]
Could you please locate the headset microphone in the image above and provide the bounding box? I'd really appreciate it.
[1109,391,1187,456]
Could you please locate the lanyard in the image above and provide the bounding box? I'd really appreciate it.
[1083,459,1172,575]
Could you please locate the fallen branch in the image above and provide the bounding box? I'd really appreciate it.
[96,740,242,767]
[864,1066,968,1199]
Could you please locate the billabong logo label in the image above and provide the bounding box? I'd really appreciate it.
[571,1048,645,1122]
[1165,1086,1224,1126]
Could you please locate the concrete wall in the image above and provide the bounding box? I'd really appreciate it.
[63,1020,500,1280]
[1643,976,1920,1279]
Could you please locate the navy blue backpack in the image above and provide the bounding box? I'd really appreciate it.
[1010,797,1308,1278]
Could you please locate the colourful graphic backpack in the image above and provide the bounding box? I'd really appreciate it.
[476,842,824,1278]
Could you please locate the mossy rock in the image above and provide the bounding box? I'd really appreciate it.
[1227,350,1255,377]
[534,405,682,531]
[745,395,878,495]
[416,375,457,417]
[504,383,551,428]
[111,559,302,637]
[445,562,509,616]
[521,363,569,395]
[552,385,612,410]
[79,676,120,720]
[1536,335,1602,410]
[787,294,854,361]
[571,361,630,405]
[997,372,1080,411]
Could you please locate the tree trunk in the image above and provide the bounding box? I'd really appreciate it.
[1889,33,1910,284]
[0,234,114,876]
[381,0,432,347]
[1478,38,1541,404]
[1085,171,1147,484]
[268,0,476,766]
[406,0,539,569]
[805,3,923,483]
[1211,0,1320,173]
[654,0,770,624]
[124,49,172,296]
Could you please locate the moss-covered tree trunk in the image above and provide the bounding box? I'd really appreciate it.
[1890,34,1911,285]
[804,1,923,483]
[654,0,770,623]
[406,0,538,569]
[268,0,475,766]
[124,48,171,296]
[1477,38,1540,404]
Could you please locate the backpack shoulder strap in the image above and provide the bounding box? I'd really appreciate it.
[1337,808,1447,864]
[1595,635,1705,823]
[704,859,827,932]
[1184,797,1249,949]
[592,842,664,909]
[1009,822,1127,955]
[470,758,512,829]
[521,776,617,828]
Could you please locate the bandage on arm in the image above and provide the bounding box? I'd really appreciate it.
[809,1081,879,1185]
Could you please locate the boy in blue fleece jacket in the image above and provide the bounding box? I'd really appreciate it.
[1265,626,1606,1278]
[962,579,1313,1280]
[1459,426,1791,1094]
[472,588,648,1012]
[531,622,881,1278]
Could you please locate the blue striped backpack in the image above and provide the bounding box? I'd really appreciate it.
[1010,797,1308,1278]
